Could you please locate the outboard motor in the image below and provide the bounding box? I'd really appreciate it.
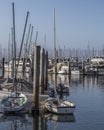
[49,89,56,98]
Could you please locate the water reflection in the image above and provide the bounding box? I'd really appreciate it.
[1,74,104,130]
[48,74,104,88]
[45,113,75,123]
[0,114,32,130]
[48,74,70,85]
[32,113,76,130]
[32,115,39,130]
[32,114,48,130]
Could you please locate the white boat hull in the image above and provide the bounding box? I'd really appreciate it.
[71,70,80,75]
[44,98,75,114]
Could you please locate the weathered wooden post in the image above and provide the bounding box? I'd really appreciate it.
[30,55,34,81]
[39,48,45,94]
[44,51,48,90]
[22,58,25,77]
[32,45,40,114]
[82,61,85,75]
[68,61,71,76]
[2,57,5,77]
[97,65,99,77]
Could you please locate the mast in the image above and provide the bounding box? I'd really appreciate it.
[16,11,29,77]
[12,2,16,80]
[26,24,31,50]
[28,26,33,53]
[23,24,31,77]
[54,8,57,85]
[11,27,14,78]
[44,34,46,49]
[53,8,60,104]
[34,31,38,46]
[8,34,10,78]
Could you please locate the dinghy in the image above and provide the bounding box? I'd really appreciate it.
[44,97,76,114]
[1,92,27,113]
[45,81,75,114]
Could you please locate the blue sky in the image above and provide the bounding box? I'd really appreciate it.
[0,0,104,51]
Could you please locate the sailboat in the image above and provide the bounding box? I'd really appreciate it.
[44,8,76,115]
[1,3,28,114]
[1,92,27,113]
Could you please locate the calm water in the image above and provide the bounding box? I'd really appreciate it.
[1,75,104,130]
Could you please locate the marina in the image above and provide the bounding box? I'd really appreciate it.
[1,37,104,128]
[0,1,104,130]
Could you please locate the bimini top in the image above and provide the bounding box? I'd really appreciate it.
[91,57,104,64]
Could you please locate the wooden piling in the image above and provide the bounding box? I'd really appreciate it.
[44,51,48,90]
[39,48,45,94]
[68,61,71,76]
[32,46,40,114]
[22,58,25,77]
[2,57,5,77]
[97,65,98,77]
[82,61,85,75]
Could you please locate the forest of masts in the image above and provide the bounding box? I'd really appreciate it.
[0,3,104,63]
[0,44,104,63]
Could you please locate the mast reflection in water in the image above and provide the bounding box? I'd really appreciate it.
[1,75,104,130]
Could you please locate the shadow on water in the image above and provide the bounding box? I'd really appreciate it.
[45,113,76,123]
[32,115,39,130]
[32,113,48,130]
